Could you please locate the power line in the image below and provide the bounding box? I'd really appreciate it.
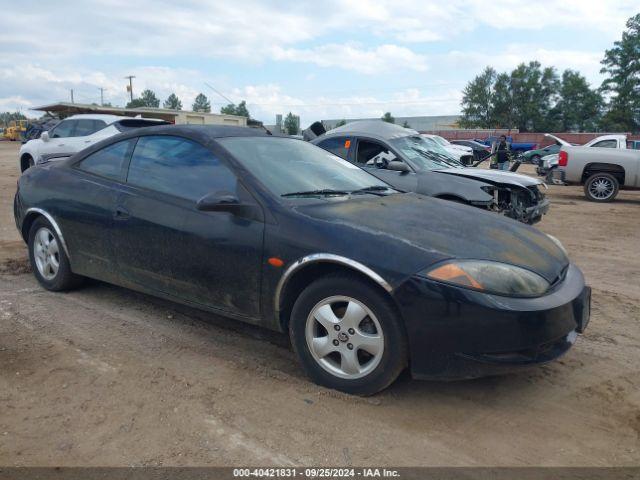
[204,82,235,104]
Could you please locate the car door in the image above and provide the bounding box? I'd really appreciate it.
[61,119,108,152]
[112,135,264,318]
[45,120,78,155]
[58,138,136,282]
[351,137,418,191]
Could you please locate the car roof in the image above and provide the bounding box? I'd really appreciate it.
[317,120,418,142]
[65,114,132,123]
[111,124,268,141]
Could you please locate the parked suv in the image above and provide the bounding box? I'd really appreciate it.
[19,114,167,172]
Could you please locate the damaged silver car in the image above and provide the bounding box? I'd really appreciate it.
[311,121,549,224]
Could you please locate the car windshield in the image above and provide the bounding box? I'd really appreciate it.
[432,135,450,146]
[390,136,463,170]
[218,137,393,197]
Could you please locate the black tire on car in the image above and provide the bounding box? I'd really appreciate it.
[289,273,408,395]
[584,173,619,202]
[28,216,83,291]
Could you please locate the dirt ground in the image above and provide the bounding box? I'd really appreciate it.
[0,141,638,467]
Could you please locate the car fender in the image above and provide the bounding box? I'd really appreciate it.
[416,171,494,203]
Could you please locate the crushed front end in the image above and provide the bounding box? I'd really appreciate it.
[483,184,550,224]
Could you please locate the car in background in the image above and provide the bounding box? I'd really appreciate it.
[312,121,549,224]
[478,136,537,154]
[450,139,492,162]
[14,124,590,394]
[520,134,571,165]
[18,114,168,172]
[556,145,640,202]
[422,134,474,164]
[537,134,631,180]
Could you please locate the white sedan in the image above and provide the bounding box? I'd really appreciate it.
[19,114,167,172]
[421,134,474,164]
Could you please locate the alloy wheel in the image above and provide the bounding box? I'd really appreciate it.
[589,177,614,200]
[33,227,60,280]
[305,295,384,380]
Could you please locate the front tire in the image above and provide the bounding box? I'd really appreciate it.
[289,273,408,395]
[28,217,83,291]
[584,173,619,202]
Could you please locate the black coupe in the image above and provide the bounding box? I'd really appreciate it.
[14,125,590,395]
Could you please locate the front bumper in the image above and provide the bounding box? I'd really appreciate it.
[393,263,590,380]
[522,197,549,224]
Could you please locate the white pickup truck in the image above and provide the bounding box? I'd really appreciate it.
[555,145,640,202]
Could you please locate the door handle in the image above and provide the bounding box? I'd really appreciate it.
[114,207,130,220]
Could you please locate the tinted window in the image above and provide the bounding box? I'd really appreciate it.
[50,120,75,138]
[592,139,617,148]
[127,136,237,201]
[73,119,106,137]
[77,139,134,180]
[317,137,351,159]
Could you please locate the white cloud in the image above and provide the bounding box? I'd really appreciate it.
[272,44,428,74]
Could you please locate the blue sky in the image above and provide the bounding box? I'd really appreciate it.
[0,0,637,126]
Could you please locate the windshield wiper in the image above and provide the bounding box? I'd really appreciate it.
[281,189,350,197]
[350,185,396,196]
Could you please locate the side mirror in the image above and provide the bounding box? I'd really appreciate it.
[41,131,50,142]
[386,160,410,173]
[196,192,242,213]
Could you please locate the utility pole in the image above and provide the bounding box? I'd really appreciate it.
[124,75,135,103]
[99,87,104,106]
[70,89,74,103]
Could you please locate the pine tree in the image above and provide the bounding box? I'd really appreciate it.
[163,93,183,110]
[192,93,211,113]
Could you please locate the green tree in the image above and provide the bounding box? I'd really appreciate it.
[509,61,559,132]
[555,70,603,131]
[491,73,514,128]
[126,89,160,108]
[283,112,299,135]
[600,13,640,132]
[220,100,250,118]
[0,111,27,127]
[381,112,395,123]
[334,119,347,128]
[460,67,497,128]
[163,93,183,110]
[402,120,411,128]
[192,93,211,113]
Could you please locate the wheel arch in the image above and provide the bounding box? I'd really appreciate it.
[581,163,626,185]
[21,208,71,258]
[275,254,394,332]
[20,152,34,173]
[435,194,469,204]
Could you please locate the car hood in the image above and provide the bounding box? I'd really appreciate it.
[432,168,543,188]
[292,193,566,283]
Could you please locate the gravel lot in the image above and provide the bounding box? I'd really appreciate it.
[0,141,638,466]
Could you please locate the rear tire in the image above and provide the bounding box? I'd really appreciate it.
[28,217,83,291]
[584,173,619,202]
[530,155,541,165]
[289,273,408,395]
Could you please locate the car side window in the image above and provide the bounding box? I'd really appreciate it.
[126,136,238,201]
[592,139,617,148]
[76,139,135,180]
[356,139,398,169]
[50,120,76,138]
[73,119,105,137]
[317,137,351,159]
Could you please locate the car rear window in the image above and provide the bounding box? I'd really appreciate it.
[114,119,169,132]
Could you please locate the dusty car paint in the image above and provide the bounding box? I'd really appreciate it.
[15,125,588,380]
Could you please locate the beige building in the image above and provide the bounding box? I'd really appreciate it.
[32,102,247,126]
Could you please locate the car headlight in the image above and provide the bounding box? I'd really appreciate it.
[422,260,550,297]
[546,234,568,257]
